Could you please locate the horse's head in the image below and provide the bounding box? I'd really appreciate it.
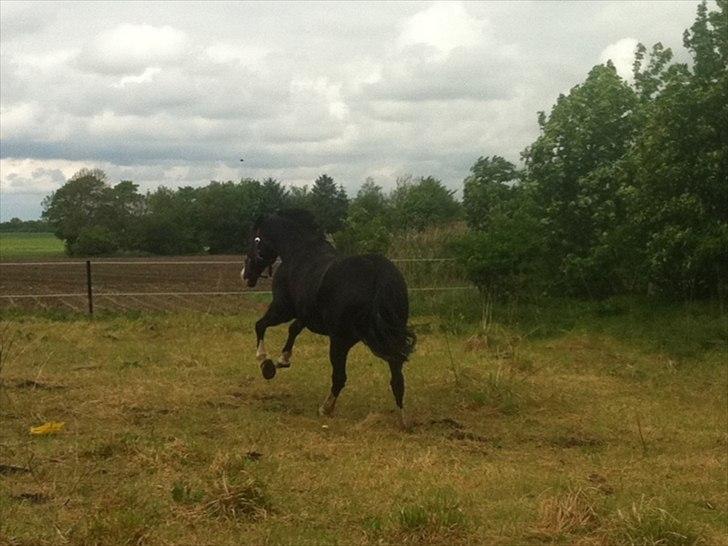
[241,220,277,288]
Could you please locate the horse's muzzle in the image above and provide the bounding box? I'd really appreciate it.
[241,267,257,288]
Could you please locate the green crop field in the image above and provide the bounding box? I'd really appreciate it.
[1,299,726,545]
[0,232,65,260]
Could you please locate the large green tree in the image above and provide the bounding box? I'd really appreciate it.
[42,169,149,255]
[286,185,311,211]
[457,157,543,294]
[624,0,728,296]
[522,62,639,294]
[138,186,204,255]
[462,156,520,230]
[333,178,391,254]
[195,179,267,253]
[42,168,111,250]
[308,174,349,233]
[456,0,727,300]
[260,177,289,213]
[352,178,389,219]
[389,175,461,232]
[107,180,146,250]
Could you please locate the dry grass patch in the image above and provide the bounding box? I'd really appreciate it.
[611,497,705,546]
[531,489,708,545]
[199,472,271,521]
[532,487,603,541]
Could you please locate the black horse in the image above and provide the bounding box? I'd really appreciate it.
[241,209,416,426]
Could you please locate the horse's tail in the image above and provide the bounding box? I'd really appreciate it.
[362,263,416,362]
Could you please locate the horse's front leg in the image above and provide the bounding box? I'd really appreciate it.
[277,319,304,369]
[319,336,356,416]
[255,304,293,380]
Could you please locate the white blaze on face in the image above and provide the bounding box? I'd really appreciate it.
[240,266,246,283]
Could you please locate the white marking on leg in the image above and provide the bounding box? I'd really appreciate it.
[278,350,292,366]
[256,340,267,362]
[319,393,337,416]
[240,267,245,283]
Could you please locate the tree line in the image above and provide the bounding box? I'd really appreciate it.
[42,1,726,299]
[41,169,460,258]
[0,218,50,232]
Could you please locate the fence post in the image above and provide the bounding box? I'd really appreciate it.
[86,260,94,315]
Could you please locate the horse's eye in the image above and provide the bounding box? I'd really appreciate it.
[254,237,261,244]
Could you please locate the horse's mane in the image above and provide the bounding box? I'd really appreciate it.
[275,208,324,237]
[252,208,326,241]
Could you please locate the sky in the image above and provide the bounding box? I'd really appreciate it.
[0,1,702,220]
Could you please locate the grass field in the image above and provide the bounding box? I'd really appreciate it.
[1,299,726,545]
[0,232,65,260]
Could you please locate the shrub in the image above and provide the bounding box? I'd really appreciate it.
[70,226,119,256]
[333,209,391,255]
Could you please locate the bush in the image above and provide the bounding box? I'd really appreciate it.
[389,176,461,232]
[70,226,119,256]
[333,209,390,255]
[453,207,542,295]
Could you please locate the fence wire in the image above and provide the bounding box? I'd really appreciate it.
[0,257,472,314]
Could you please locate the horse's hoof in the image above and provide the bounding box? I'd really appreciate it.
[318,394,336,416]
[398,410,411,432]
[260,359,277,380]
[276,360,291,369]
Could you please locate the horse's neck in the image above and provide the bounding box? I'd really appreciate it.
[282,239,335,265]
[271,226,335,265]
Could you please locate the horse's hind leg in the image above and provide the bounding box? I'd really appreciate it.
[277,319,304,369]
[319,336,354,417]
[388,360,407,429]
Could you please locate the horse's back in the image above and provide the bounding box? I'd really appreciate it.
[317,254,410,344]
[323,253,406,304]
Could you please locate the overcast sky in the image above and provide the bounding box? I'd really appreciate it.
[0,1,701,219]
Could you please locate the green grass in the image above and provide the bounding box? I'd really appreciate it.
[0,300,726,545]
[0,232,65,260]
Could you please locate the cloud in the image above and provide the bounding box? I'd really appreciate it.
[0,4,53,41]
[0,1,704,219]
[362,46,516,103]
[204,43,271,71]
[600,38,639,81]
[397,2,486,58]
[364,2,514,103]
[112,67,161,88]
[76,24,188,75]
[0,102,78,142]
[0,161,67,194]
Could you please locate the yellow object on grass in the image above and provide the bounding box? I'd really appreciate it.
[30,421,65,435]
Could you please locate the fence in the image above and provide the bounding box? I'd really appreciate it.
[0,257,472,315]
